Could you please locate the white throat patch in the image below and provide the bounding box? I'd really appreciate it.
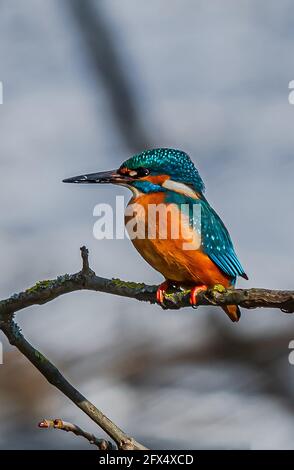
[162,179,199,198]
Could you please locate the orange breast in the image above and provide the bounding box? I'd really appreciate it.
[125,193,231,287]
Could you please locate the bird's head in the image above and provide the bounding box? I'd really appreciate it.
[63,148,205,197]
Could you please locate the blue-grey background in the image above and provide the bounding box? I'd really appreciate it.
[0,0,293,449]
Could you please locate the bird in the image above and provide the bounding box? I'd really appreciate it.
[63,148,248,322]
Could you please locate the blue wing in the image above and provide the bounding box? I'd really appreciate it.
[165,191,248,281]
[198,199,248,281]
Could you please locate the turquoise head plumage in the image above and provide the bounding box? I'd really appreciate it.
[121,148,205,194]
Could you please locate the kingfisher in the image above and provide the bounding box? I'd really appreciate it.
[63,148,248,322]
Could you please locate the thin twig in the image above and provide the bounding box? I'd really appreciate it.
[0,317,147,450]
[38,418,115,450]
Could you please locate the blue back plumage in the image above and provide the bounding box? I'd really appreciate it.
[165,191,247,281]
[200,199,247,281]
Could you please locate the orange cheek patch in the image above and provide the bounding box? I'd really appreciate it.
[142,174,170,185]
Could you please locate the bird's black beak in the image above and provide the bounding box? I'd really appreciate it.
[63,169,133,185]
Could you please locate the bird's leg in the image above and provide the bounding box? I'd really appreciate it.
[190,284,208,309]
[156,280,172,306]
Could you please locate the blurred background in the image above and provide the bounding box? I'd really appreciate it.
[0,0,294,450]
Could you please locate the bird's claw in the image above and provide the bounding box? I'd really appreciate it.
[190,284,208,309]
[156,281,170,307]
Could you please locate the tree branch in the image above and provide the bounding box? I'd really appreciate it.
[0,317,147,450]
[0,246,293,316]
[0,246,293,450]
[38,418,115,450]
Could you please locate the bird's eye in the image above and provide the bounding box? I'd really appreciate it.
[136,167,150,177]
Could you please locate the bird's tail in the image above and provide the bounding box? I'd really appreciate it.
[222,304,241,322]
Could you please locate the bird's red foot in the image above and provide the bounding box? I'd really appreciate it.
[190,284,208,308]
[156,281,170,305]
